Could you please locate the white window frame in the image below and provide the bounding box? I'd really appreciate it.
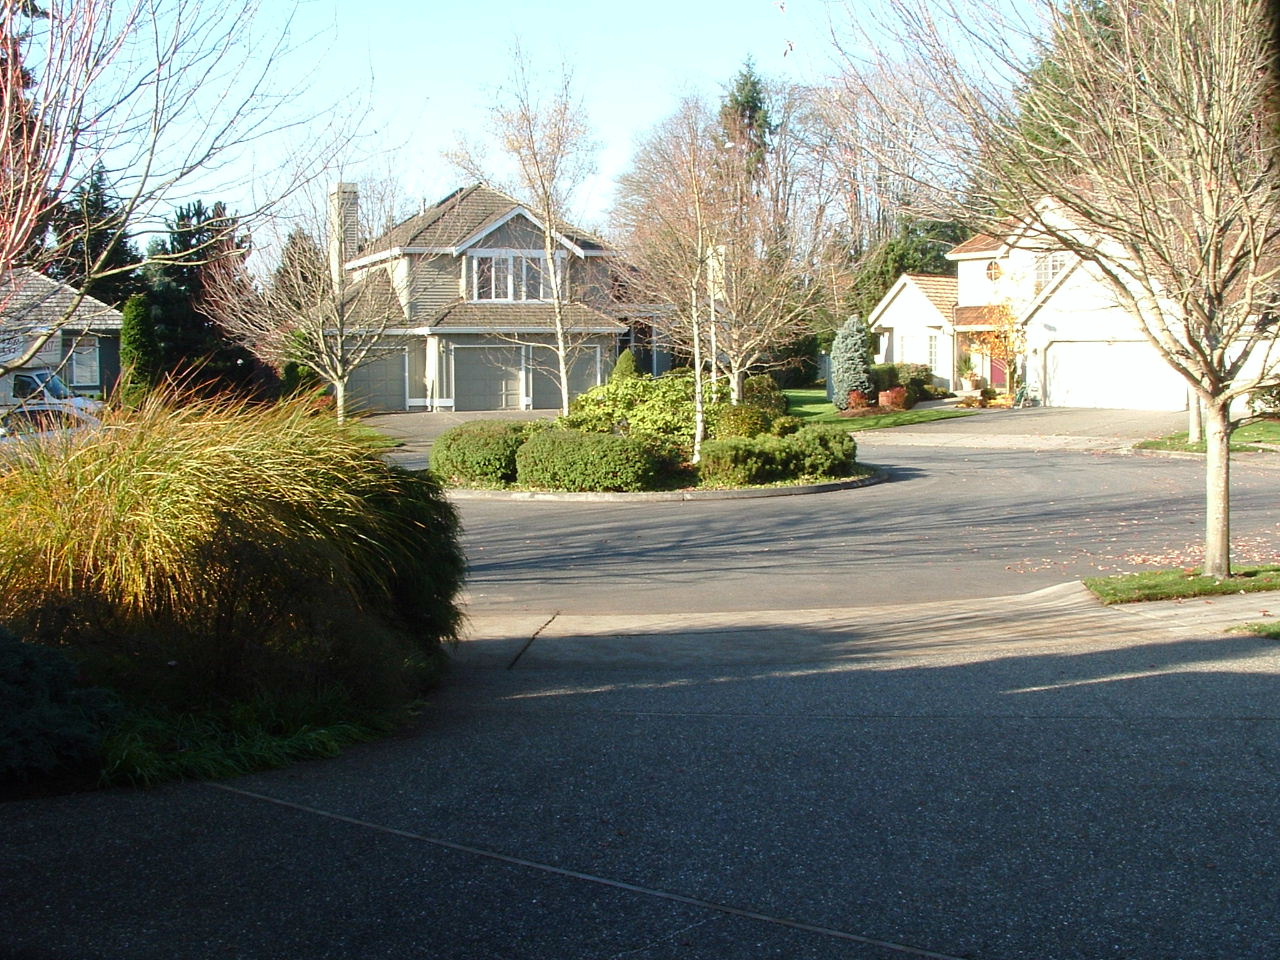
[468,250,565,303]
[1034,251,1069,294]
[68,336,99,387]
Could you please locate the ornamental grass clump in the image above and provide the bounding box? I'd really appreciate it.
[0,389,465,716]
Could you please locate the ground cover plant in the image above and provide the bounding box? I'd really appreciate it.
[1084,565,1280,604]
[0,391,465,789]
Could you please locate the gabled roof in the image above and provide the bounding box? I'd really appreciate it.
[867,272,956,329]
[359,184,609,261]
[904,273,957,316]
[946,234,1004,259]
[0,268,123,331]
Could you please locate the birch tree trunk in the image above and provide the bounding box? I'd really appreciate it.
[1202,400,1232,578]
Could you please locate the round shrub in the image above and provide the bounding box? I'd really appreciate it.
[698,436,790,486]
[430,420,526,485]
[0,627,118,782]
[770,415,803,437]
[711,403,773,439]
[516,429,660,492]
[562,370,729,448]
[788,424,858,478]
[743,374,789,416]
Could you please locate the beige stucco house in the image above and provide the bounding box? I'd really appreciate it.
[333,183,631,412]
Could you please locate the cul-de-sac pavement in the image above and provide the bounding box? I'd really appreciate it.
[5,407,1279,960]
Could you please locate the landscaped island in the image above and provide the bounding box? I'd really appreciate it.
[430,371,865,492]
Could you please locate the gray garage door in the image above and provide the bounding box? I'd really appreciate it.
[453,346,522,411]
[530,347,601,410]
[347,352,407,412]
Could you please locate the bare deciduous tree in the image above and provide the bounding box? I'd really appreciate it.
[616,84,846,428]
[0,0,337,377]
[200,179,411,421]
[838,0,1280,577]
[615,97,720,460]
[449,49,599,415]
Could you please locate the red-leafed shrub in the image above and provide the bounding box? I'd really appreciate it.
[878,386,911,410]
[847,390,873,410]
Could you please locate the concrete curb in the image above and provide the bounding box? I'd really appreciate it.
[445,469,888,503]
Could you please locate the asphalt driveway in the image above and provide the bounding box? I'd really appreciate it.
[4,407,1278,960]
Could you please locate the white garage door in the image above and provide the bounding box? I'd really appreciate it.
[1043,341,1187,411]
[453,346,522,411]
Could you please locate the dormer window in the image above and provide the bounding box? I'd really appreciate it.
[1034,251,1069,294]
[470,252,560,301]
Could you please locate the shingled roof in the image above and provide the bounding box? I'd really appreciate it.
[426,300,626,332]
[0,268,123,331]
[903,273,957,316]
[953,305,1007,327]
[362,184,608,257]
[947,234,1004,258]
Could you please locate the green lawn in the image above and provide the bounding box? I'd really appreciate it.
[1084,565,1280,604]
[1135,419,1280,453]
[784,388,977,430]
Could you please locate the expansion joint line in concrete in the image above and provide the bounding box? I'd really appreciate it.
[507,612,559,670]
[208,782,968,960]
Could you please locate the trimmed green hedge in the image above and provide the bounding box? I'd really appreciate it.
[431,420,527,486]
[699,424,857,486]
[516,429,660,492]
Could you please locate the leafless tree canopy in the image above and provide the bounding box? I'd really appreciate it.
[837,0,1279,576]
[0,0,341,376]
[615,84,849,405]
[200,178,410,421]
[448,48,599,415]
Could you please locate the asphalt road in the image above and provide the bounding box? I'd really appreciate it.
[5,418,1279,960]
[458,445,1280,616]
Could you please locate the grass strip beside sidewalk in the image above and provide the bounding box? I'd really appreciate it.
[1085,565,1280,604]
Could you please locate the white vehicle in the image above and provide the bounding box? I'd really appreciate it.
[0,368,104,416]
[0,404,101,454]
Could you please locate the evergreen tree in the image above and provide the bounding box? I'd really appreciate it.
[610,346,639,382]
[46,164,139,305]
[142,201,262,392]
[118,292,161,397]
[829,315,874,410]
[719,58,773,178]
[848,218,965,321]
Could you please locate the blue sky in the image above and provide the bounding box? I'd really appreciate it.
[255,0,849,228]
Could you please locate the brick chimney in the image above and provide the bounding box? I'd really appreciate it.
[328,182,359,285]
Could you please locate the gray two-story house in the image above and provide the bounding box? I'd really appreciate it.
[334,182,631,412]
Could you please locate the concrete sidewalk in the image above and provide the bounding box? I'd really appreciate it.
[460,581,1280,671]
